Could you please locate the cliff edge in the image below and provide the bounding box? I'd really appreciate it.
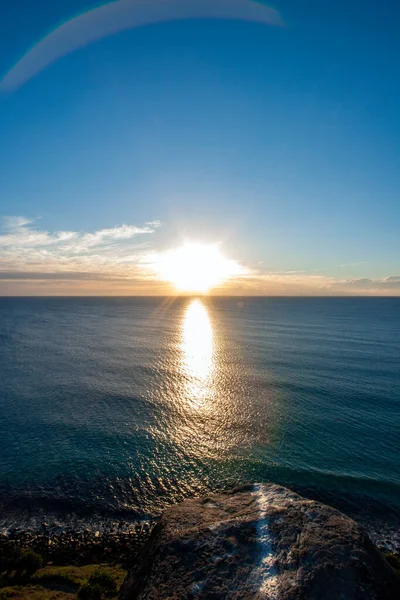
[119,483,399,599]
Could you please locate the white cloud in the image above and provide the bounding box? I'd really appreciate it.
[2,216,36,229]
[0,217,398,296]
[0,216,159,280]
[337,277,400,291]
[216,271,400,296]
[63,224,158,253]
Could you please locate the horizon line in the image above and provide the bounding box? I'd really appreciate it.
[0,295,399,299]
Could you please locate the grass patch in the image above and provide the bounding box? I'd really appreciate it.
[1,564,127,599]
[0,585,75,599]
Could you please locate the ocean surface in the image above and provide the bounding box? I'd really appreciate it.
[0,297,399,547]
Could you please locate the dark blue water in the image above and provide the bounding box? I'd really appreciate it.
[0,297,399,545]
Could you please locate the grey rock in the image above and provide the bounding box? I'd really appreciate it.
[119,483,400,599]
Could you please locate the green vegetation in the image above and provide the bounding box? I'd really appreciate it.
[75,568,118,599]
[0,560,127,600]
[77,584,103,600]
[384,553,400,577]
[14,550,43,578]
[32,564,125,590]
[0,548,43,579]
[87,571,117,596]
[0,586,74,599]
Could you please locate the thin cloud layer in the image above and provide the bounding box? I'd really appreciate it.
[1,0,283,91]
[216,272,400,296]
[0,216,160,281]
[337,277,400,291]
[0,217,399,296]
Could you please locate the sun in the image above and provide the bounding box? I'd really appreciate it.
[154,243,243,293]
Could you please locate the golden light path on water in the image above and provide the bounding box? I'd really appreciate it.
[180,299,213,409]
[142,296,283,511]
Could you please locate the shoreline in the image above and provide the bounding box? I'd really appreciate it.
[1,479,400,569]
[1,503,399,568]
[0,521,153,568]
[1,486,400,562]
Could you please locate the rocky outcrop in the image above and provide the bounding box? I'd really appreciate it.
[119,483,400,599]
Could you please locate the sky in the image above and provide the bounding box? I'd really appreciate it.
[0,0,399,296]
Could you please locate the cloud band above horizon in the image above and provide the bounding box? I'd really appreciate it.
[0,216,399,296]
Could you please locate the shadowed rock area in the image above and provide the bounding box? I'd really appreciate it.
[119,483,400,599]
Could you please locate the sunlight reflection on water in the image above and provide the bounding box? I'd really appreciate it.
[180,299,213,408]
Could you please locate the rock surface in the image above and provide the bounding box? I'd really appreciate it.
[119,483,400,599]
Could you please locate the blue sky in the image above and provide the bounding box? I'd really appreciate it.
[0,0,399,295]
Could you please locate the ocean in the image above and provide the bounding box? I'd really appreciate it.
[0,297,399,548]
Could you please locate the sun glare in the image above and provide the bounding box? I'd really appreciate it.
[155,243,242,293]
[182,300,213,384]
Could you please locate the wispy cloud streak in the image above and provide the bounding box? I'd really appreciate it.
[0,216,159,280]
[216,271,400,296]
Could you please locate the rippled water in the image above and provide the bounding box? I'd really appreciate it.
[0,297,399,541]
